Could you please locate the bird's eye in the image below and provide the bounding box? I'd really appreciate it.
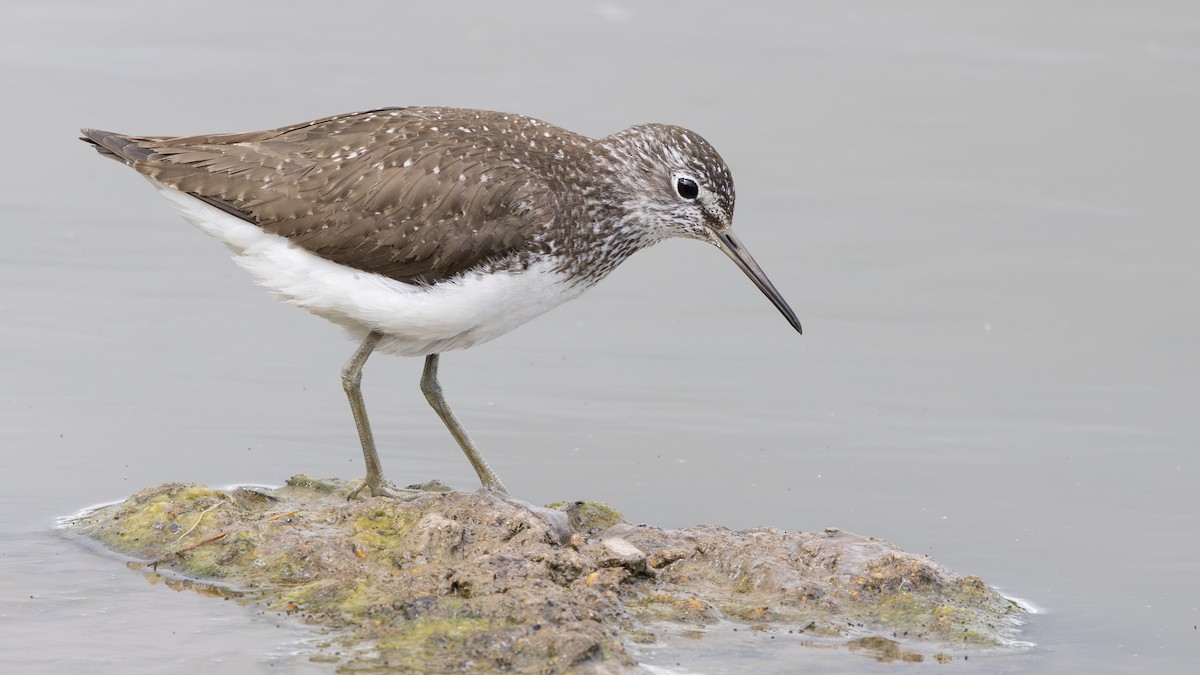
[675,177,699,200]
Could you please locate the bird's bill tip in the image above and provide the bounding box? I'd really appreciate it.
[715,232,802,334]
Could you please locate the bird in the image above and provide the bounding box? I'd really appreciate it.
[81,107,801,498]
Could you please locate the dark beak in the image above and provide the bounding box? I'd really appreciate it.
[715,231,802,334]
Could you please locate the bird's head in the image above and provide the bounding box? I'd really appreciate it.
[596,124,802,334]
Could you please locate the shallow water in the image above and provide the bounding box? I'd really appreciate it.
[2,1,1198,672]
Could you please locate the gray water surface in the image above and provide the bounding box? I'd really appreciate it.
[2,1,1198,672]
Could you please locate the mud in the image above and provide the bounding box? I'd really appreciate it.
[61,477,1028,672]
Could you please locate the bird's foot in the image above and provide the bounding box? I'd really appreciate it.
[347,477,452,502]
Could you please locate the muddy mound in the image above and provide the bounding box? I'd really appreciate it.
[61,477,1028,672]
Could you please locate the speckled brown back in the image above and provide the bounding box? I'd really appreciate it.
[82,108,595,284]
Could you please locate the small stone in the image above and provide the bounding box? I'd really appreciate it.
[593,536,648,573]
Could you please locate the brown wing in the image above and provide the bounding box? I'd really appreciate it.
[82,108,574,284]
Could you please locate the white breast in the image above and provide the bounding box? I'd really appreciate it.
[149,181,584,356]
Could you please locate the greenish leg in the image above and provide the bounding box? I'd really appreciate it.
[342,331,419,500]
[420,354,508,494]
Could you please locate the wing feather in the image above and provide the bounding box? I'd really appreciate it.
[83,108,581,284]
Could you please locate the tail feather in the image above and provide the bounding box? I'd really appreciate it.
[79,128,156,164]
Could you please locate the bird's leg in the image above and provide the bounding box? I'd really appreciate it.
[342,331,419,500]
[420,354,508,494]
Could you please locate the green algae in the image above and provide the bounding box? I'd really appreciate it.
[371,616,507,671]
[349,503,419,564]
[546,500,628,534]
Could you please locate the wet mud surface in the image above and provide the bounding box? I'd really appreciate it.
[61,477,1029,672]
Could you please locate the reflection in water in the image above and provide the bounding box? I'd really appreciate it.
[846,635,925,663]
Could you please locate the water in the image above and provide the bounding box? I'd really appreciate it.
[2,1,1198,672]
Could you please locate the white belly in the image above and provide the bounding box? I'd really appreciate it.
[149,181,583,356]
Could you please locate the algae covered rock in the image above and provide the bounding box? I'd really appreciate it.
[61,477,1028,672]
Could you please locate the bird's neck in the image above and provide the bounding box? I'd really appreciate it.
[545,188,665,288]
[529,139,671,288]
